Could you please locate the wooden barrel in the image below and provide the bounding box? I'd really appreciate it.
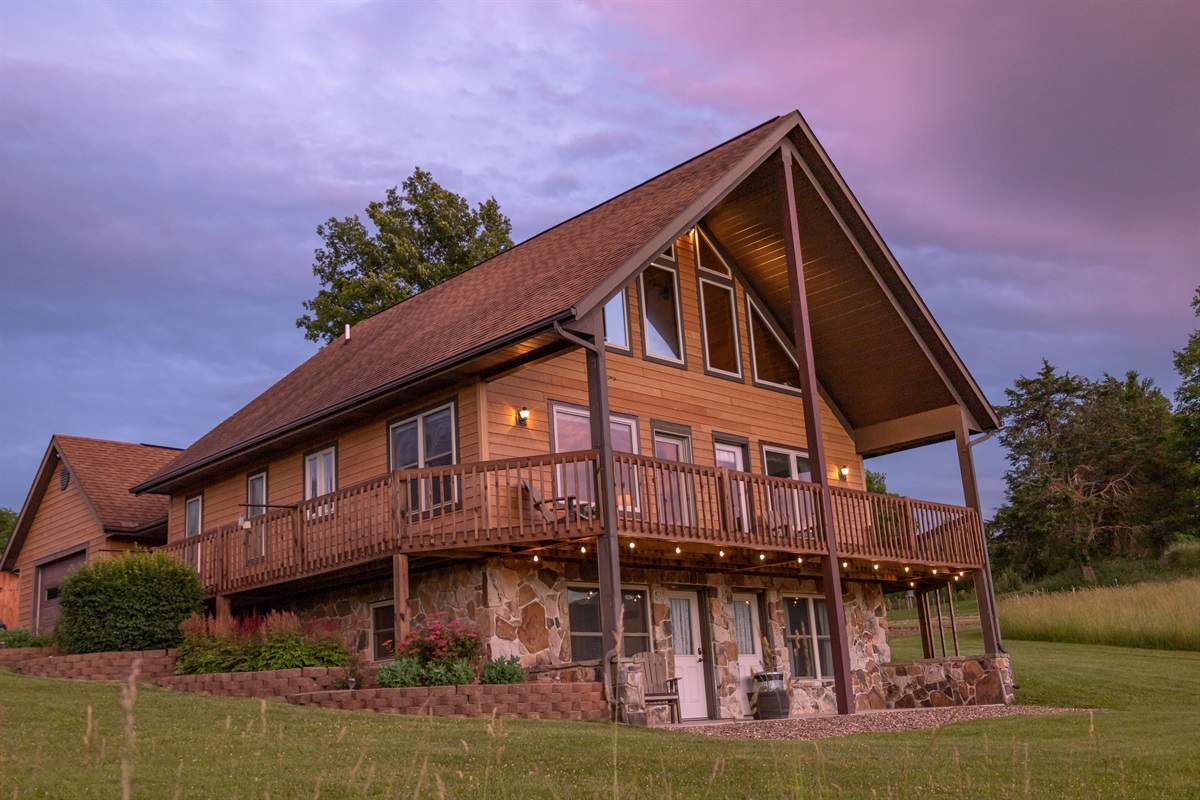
[750,689,790,720]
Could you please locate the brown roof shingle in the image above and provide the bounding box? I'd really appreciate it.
[139,116,785,489]
[55,436,181,530]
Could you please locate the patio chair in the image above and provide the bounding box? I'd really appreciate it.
[520,480,579,526]
[631,650,681,724]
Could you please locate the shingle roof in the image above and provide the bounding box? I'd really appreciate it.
[55,436,180,530]
[138,116,785,490]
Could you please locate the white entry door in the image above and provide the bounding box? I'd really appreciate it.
[668,590,709,720]
[732,593,764,718]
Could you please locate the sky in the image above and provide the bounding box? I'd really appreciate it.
[1,1,1197,517]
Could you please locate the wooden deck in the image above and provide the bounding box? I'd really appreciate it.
[160,449,986,596]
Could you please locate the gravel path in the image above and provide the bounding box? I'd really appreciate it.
[671,705,1090,741]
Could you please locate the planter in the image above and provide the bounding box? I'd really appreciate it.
[750,688,790,720]
[752,671,785,691]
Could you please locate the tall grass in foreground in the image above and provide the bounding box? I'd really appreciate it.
[998,577,1200,651]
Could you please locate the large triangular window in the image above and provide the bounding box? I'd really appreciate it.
[747,299,801,392]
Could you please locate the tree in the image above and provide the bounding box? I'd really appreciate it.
[0,506,16,554]
[989,361,1187,578]
[296,168,514,343]
[1170,287,1200,532]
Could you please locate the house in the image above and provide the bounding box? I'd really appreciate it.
[1,436,181,635]
[133,111,1010,719]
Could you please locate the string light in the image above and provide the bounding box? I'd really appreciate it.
[675,546,682,554]
[580,545,587,554]
[719,550,726,557]
[796,557,803,564]
[932,569,938,575]
[841,561,848,568]
[873,563,880,570]
[759,553,766,561]
[954,575,960,581]
[628,541,636,549]
[909,581,915,588]
[533,554,539,562]
[904,566,910,573]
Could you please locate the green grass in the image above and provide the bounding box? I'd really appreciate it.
[3,636,1200,798]
[998,578,1200,651]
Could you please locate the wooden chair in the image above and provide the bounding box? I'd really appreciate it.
[631,650,681,724]
[520,480,578,525]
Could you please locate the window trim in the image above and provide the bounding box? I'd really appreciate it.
[660,242,676,262]
[783,595,832,681]
[245,470,268,519]
[303,443,338,500]
[638,261,687,368]
[566,582,652,661]
[746,296,802,395]
[549,401,640,512]
[759,442,812,482]
[697,275,743,381]
[244,469,269,561]
[602,288,632,353]
[369,600,397,663]
[184,494,203,538]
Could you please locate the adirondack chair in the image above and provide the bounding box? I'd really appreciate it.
[520,480,579,526]
[631,650,681,724]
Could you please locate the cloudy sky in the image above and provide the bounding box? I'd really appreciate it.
[1,1,1196,516]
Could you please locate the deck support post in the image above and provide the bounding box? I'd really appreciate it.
[214,595,232,621]
[778,146,855,715]
[916,589,934,659]
[393,553,410,642]
[571,313,623,662]
[954,421,1002,654]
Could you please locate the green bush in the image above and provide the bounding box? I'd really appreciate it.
[423,657,475,687]
[174,611,351,675]
[54,551,204,654]
[376,656,424,688]
[1165,540,1200,573]
[0,627,53,648]
[480,655,527,685]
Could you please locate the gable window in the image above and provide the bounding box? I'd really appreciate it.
[639,264,684,364]
[370,601,396,662]
[567,585,650,660]
[747,299,800,391]
[305,446,337,500]
[699,277,742,378]
[390,402,457,513]
[602,289,630,351]
[785,596,832,679]
[551,403,639,509]
[696,230,731,277]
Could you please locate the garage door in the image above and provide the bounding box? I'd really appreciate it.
[36,551,86,635]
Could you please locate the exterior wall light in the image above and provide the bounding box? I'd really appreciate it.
[839,466,850,481]
[517,407,530,427]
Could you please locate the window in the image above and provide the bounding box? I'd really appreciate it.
[696,230,730,277]
[652,427,693,526]
[371,602,396,662]
[246,472,267,518]
[733,597,758,658]
[762,445,816,531]
[550,403,639,509]
[603,289,630,351]
[714,438,750,532]
[245,471,268,560]
[639,264,684,364]
[699,278,741,377]
[185,495,203,537]
[785,596,832,679]
[747,299,800,391]
[390,403,457,513]
[305,446,337,500]
[567,586,650,660]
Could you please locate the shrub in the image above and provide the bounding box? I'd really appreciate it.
[0,627,53,648]
[394,614,483,668]
[174,610,351,675]
[1165,540,1200,573]
[376,656,424,688]
[423,657,475,687]
[55,550,204,654]
[480,655,527,685]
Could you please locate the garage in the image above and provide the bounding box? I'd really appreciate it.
[35,551,86,635]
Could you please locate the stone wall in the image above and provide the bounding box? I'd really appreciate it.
[287,682,609,720]
[0,647,177,681]
[882,655,1015,708]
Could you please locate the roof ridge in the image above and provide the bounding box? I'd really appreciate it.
[53,433,179,450]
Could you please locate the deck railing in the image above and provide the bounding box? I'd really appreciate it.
[161,449,984,595]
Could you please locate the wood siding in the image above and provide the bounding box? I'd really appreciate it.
[11,453,103,630]
[487,234,864,487]
[167,387,481,543]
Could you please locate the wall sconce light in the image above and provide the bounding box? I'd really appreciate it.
[517,407,530,427]
[839,466,850,481]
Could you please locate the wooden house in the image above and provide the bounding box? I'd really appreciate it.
[1,436,181,634]
[133,112,1009,719]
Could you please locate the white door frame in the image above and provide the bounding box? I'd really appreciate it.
[667,589,710,720]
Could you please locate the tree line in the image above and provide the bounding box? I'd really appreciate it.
[989,289,1200,580]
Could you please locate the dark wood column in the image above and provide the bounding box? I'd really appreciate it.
[569,313,623,660]
[778,146,855,715]
[954,423,1002,654]
[392,553,410,643]
[214,595,232,620]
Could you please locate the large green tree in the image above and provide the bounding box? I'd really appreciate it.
[0,506,16,555]
[1169,287,1200,531]
[296,168,514,344]
[989,362,1187,578]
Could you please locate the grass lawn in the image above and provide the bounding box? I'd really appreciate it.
[3,637,1199,799]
